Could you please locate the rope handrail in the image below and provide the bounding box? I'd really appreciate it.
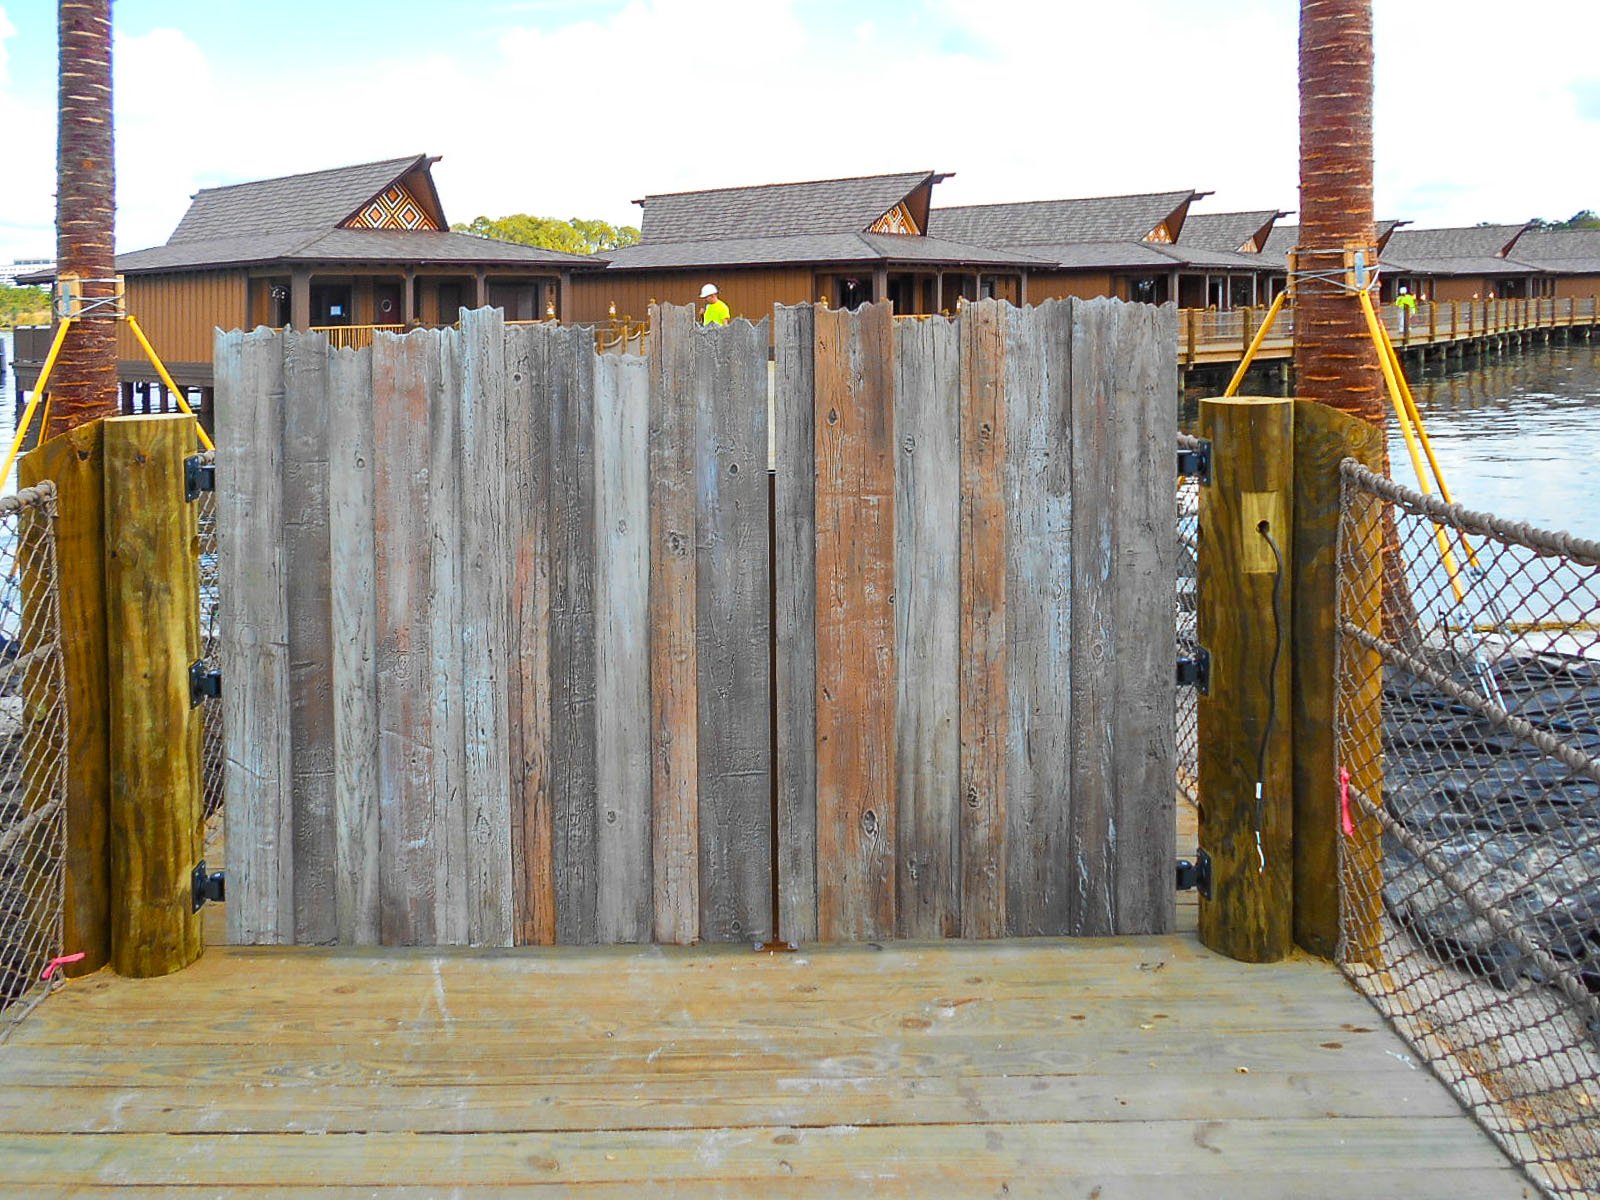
[0,482,57,518]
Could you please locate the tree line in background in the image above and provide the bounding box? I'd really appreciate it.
[451,215,640,255]
[0,284,50,325]
[1529,210,1599,231]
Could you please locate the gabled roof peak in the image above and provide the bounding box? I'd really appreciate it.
[636,171,949,245]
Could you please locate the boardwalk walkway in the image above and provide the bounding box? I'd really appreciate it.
[0,907,1536,1197]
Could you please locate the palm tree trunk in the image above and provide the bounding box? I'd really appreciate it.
[50,0,119,438]
[1295,0,1384,423]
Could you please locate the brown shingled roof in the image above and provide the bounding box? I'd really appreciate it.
[169,155,434,243]
[637,172,943,244]
[927,190,1199,246]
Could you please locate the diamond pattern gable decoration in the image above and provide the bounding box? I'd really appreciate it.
[344,183,440,231]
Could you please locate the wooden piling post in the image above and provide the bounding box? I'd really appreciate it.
[1197,396,1295,962]
[20,420,111,977]
[1290,400,1385,958]
[103,415,204,977]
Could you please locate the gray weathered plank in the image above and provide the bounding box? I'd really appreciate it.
[893,314,961,939]
[458,309,515,947]
[593,351,653,943]
[325,343,381,945]
[216,328,293,945]
[695,317,773,944]
[372,329,441,946]
[814,302,897,941]
[281,330,337,946]
[427,328,469,946]
[1002,302,1075,936]
[773,304,817,944]
[504,323,555,945]
[551,326,599,944]
[958,300,1008,939]
[1109,300,1179,934]
[648,304,701,945]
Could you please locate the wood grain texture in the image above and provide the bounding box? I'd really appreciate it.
[457,309,514,947]
[1197,396,1296,962]
[694,317,773,943]
[215,329,293,945]
[102,416,204,977]
[593,350,653,943]
[371,329,441,946]
[19,421,110,973]
[281,330,337,946]
[326,344,381,945]
[1108,301,1179,935]
[551,326,599,944]
[426,329,468,946]
[892,315,961,939]
[505,323,556,945]
[773,304,818,944]
[1292,400,1385,962]
[958,300,1007,939]
[648,304,700,944]
[814,302,897,941]
[1001,302,1072,936]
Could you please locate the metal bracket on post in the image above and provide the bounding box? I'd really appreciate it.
[1176,851,1212,900]
[1175,646,1211,694]
[1177,439,1212,484]
[191,861,226,912]
[184,454,214,503]
[189,659,221,708]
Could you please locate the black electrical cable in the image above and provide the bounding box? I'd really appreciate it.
[1255,519,1286,872]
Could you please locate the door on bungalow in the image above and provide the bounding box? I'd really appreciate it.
[311,283,352,327]
[374,283,403,327]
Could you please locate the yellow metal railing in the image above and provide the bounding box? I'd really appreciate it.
[309,324,406,351]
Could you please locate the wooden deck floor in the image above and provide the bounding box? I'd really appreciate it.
[0,902,1537,1198]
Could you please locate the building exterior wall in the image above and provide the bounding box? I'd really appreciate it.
[1552,273,1600,300]
[1429,276,1492,302]
[569,267,816,325]
[119,269,249,367]
[1020,270,1115,303]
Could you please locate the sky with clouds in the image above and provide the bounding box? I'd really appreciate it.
[2,0,1598,265]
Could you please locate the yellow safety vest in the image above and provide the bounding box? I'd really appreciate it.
[703,298,731,326]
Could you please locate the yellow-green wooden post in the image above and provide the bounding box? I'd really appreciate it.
[103,415,204,977]
[1197,396,1295,962]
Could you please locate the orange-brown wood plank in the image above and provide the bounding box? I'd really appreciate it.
[814,302,897,941]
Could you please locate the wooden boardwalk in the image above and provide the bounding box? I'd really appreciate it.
[0,899,1536,1197]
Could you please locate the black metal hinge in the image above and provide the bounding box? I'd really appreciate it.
[189,659,221,707]
[1176,646,1210,694]
[1177,439,1212,484]
[192,861,226,912]
[184,454,215,503]
[1176,850,1212,900]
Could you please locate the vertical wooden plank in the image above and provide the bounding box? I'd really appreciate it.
[1002,302,1074,936]
[215,329,293,945]
[594,351,653,943]
[428,329,468,946]
[103,415,204,976]
[958,299,1007,939]
[1068,299,1119,937]
[1109,300,1179,935]
[774,304,818,945]
[326,344,380,945]
[20,421,110,971]
[281,330,337,945]
[893,314,961,939]
[1292,399,1385,958]
[551,326,599,944]
[505,323,556,945]
[814,302,897,942]
[695,317,773,944]
[458,309,514,947]
[649,304,700,945]
[371,329,438,946]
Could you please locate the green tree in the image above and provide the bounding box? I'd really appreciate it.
[0,284,50,325]
[452,214,640,255]
[1528,210,1599,231]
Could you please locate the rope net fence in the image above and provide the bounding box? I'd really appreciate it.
[0,484,68,1042]
[1335,461,1600,1197]
[1176,434,1203,819]
[197,451,223,848]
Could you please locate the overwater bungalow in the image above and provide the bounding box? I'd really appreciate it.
[1509,228,1600,298]
[1380,223,1548,301]
[566,170,1044,321]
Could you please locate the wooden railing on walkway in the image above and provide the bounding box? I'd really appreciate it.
[1180,295,1600,368]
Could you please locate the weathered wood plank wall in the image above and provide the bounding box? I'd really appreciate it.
[775,298,1178,940]
[218,308,771,947]
[220,297,1173,947]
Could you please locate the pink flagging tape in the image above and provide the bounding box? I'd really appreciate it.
[1339,767,1355,837]
[41,953,86,981]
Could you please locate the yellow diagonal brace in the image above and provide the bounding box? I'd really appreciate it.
[2,317,73,484]
[1222,288,1288,398]
[125,314,215,452]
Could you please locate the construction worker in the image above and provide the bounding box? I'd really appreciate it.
[1396,285,1417,334]
[700,283,730,327]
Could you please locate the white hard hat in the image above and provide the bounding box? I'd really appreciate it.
[700,283,719,298]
